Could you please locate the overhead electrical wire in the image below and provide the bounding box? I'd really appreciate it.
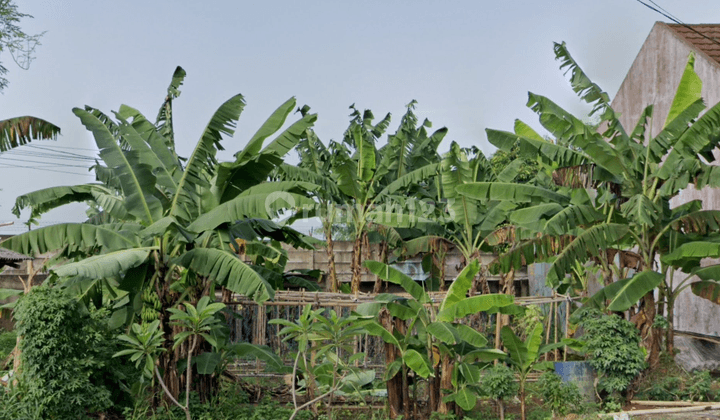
[634,0,720,48]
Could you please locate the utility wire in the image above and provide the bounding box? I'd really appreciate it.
[27,144,99,160]
[0,156,90,167]
[634,0,720,48]
[0,163,90,176]
[27,144,100,152]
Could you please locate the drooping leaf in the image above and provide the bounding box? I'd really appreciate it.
[456,182,569,205]
[0,116,60,152]
[439,259,480,312]
[437,294,514,322]
[1,223,138,257]
[12,184,112,219]
[402,349,433,378]
[74,108,163,225]
[173,248,273,303]
[545,223,630,287]
[364,260,427,303]
[53,248,154,280]
[605,271,664,312]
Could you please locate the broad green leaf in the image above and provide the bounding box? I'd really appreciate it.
[360,320,400,348]
[235,97,294,163]
[173,248,273,303]
[666,53,702,127]
[439,259,480,312]
[230,343,287,372]
[427,322,459,344]
[170,94,246,223]
[455,324,488,347]
[456,182,569,205]
[74,108,162,225]
[194,352,222,374]
[188,191,317,232]
[53,247,154,279]
[364,260,428,303]
[437,294,514,322]
[455,386,477,411]
[545,223,630,287]
[402,349,433,378]
[12,184,111,220]
[607,271,664,312]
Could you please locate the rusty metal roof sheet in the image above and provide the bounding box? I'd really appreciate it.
[667,23,720,65]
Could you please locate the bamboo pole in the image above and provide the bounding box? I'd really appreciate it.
[564,297,570,362]
[631,400,713,407]
[553,292,559,361]
[605,403,720,417]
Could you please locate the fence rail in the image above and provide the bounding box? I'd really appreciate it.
[226,290,581,374]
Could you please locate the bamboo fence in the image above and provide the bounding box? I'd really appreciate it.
[226,290,582,377]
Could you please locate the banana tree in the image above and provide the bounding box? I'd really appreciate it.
[484,44,720,366]
[2,66,318,400]
[285,102,446,294]
[356,259,512,418]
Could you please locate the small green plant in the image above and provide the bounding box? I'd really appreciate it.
[576,309,645,400]
[116,296,226,420]
[271,304,370,420]
[480,363,518,420]
[501,324,562,420]
[537,371,582,417]
[686,370,713,402]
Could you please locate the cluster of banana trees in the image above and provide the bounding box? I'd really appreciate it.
[483,44,720,367]
[2,67,322,399]
[6,38,720,408]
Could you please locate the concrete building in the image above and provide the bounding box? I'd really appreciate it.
[611,22,720,336]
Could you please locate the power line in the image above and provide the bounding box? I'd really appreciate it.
[0,156,90,168]
[27,144,99,160]
[27,144,100,152]
[0,163,91,176]
[634,0,720,48]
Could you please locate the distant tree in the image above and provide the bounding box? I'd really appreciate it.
[0,0,44,92]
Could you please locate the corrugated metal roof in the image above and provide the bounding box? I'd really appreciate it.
[667,23,720,65]
[0,248,30,262]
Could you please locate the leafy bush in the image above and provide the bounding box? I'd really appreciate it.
[480,363,518,419]
[0,329,16,364]
[13,286,136,418]
[577,309,645,395]
[537,371,582,416]
[686,370,713,402]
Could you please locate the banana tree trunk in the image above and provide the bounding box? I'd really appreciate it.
[325,232,339,293]
[438,354,456,414]
[351,234,363,294]
[666,295,675,354]
[632,292,661,368]
[373,240,388,294]
[380,309,404,419]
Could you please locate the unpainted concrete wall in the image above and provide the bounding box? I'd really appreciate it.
[611,22,720,335]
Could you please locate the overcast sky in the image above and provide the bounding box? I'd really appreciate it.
[1,0,719,233]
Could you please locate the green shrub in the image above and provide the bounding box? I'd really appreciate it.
[13,286,136,418]
[686,370,713,402]
[0,329,16,364]
[577,309,645,395]
[537,371,582,416]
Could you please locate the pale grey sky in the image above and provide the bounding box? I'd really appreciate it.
[1,0,719,233]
